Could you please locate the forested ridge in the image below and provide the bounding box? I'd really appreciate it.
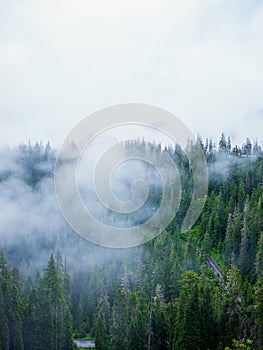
[0,134,263,349]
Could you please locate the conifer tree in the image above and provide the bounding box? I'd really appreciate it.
[95,308,108,350]
[0,248,24,350]
[255,273,263,347]
[174,271,201,350]
[239,198,250,275]
[256,232,263,275]
[37,254,75,350]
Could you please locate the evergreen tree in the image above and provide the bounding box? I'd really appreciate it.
[199,267,216,350]
[22,278,39,350]
[256,232,263,275]
[0,248,24,350]
[126,291,148,350]
[255,273,263,347]
[110,290,127,350]
[152,284,168,350]
[239,198,250,275]
[37,255,75,350]
[224,214,234,265]
[225,265,242,345]
[219,133,227,154]
[95,308,108,350]
[174,271,201,350]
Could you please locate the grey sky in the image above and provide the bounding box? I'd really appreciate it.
[0,0,262,147]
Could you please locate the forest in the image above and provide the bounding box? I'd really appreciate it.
[0,134,263,350]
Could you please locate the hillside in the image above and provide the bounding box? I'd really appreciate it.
[0,135,262,349]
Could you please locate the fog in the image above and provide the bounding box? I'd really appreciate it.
[0,136,260,273]
[0,143,137,274]
[0,140,173,273]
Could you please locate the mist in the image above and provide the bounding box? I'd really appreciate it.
[0,143,140,274]
[0,136,261,273]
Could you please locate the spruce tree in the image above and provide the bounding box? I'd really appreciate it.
[174,271,201,350]
[255,273,263,347]
[37,254,75,350]
[239,198,250,275]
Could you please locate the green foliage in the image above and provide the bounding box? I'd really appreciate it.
[225,339,253,349]
[0,248,24,349]
[0,249,75,350]
[1,138,263,349]
[173,271,201,350]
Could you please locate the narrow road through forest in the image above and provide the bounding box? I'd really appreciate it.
[73,339,95,348]
[181,240,224,282]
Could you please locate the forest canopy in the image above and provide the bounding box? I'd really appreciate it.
[0,134,262,349]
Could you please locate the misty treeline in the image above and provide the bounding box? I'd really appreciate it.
[0,133,263,349]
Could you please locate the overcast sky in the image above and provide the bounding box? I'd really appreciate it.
[0,0,262,148]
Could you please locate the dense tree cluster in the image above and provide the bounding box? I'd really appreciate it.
[0,250,75,349]
[71,135,263,350]
[0,135,262,349]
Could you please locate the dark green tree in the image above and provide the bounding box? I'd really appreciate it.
[174,271,201,350]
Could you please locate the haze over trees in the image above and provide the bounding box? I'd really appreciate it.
[0,134,262,349]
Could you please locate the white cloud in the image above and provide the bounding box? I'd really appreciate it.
[0,0,262,147]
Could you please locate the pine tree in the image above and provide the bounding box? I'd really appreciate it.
[95,308,108,350]
[239,198,250,275]
[256,232,263,275]
[126,291,148,350]
[0,286,8,349]
[227,137,232,155]
[37,254,75,350]
[219,133,227,154]
[244,138,252,157]
[22,278,39,350]
[255,273,263,348]
[225,265,242,345]
[0,248,24,350]
[224,214,234,265]
[152,284,168,350]
[199,267,217,350]
[174,271,201,350]
[111,290,127,350]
